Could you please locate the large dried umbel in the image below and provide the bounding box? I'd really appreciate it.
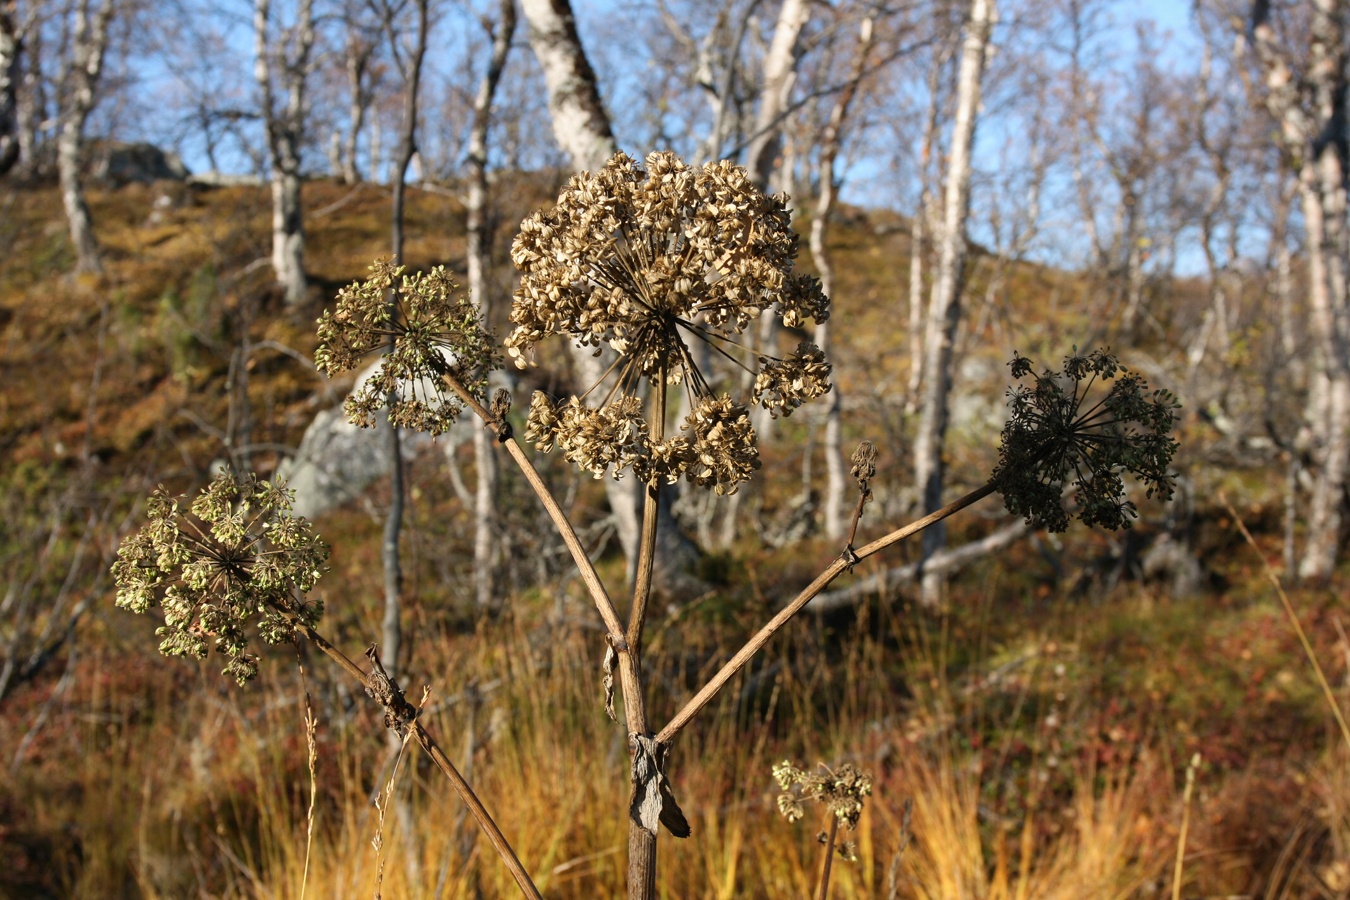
[508,151,832,494]
[112,473,328,685]
[315,259,498,436]
[772,760,873,861]
[992,348,1180,532]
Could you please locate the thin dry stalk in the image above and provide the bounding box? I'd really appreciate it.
[276,610,543,899]
[297,651,318,900]
[884,799,914,900]
[371,729,412,899]
[1170,752,1200,900]
[1222,495,1350,751]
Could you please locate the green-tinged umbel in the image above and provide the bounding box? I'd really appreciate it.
[314,259,498,435]
[112,472,328,685]
[992,348,1180,533]
[508,151,833,495]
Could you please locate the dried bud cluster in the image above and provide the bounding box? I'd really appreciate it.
[849,440,877,489]
[772,760,873,859]
[315,259,498,436]
[993,348,1180,532]
[507,151,831,492]
[112,473,328,685]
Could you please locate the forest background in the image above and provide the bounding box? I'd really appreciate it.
[2,0,1350,896]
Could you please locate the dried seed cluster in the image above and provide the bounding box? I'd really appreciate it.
[772,760,873,860]
[112,473,328,685]
[508,151,832,493]
[993,348,1180,532]
[315,259,497,436]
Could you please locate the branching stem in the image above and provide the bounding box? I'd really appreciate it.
[657,481,997,744]
[275,608,543,900]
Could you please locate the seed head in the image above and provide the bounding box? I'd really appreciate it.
[111,473,328,685]
[993,348,1180,532]
[315,259,498,435]
[772,760,873,831]
[506,151,831,492]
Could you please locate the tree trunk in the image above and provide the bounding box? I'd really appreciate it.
[56,0,112,275]
[467,0,516,610]
[387,0,427,264]
[254,0,313,306]
[342,32,372,185]
[519,0,644,573]
[1249,0,1350,580]
[810,13,875,540]
[745,0,810,189]
[0,0,20,177]
[912,0,995,606]
[269,169,305,300]
[519,0,614,173]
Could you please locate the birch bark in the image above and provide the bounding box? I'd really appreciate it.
[1249,0,1350,580]
[56,0,113,275]
[467,0,516,610]
[810,12,876,540]
[745,0,810,190]
[254,0,314,306]
[0,0,19,176]
[912,0,995,605]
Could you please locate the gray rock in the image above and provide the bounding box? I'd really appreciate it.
[278,356,474,519]
[93,141,190,186]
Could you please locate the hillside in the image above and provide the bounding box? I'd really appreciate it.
[1,175,1346,899]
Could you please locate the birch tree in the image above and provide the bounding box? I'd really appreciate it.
[1246,0,1350,580]
[254,0,315,306]
[745,0,809,190]
[366,0,428,680]
[0,0,20,176]
[56,0,114,274]
[912,0,995,605]
[809,8,876,539]
[466,0,515,610]
[336,0,377,184]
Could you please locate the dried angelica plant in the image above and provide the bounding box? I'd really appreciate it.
[774,760,873,899]
[112,472,327,685]
[315,258,498,435]
[508,151,832,495]
[993,348,1180,532]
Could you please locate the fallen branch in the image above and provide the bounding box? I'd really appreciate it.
[806,520,1029,613]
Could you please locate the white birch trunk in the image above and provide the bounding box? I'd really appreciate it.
[1250,0,1350,580]
[520,0,643,571]
[912,0,996,605]
[810,14,875,540]
[57,0,112,275]
[254,0,313,306]
[0,1,19,176]
[467,0,515,610]
[745,0,810,189]
[342,33,372,184]
[905,32,951,414]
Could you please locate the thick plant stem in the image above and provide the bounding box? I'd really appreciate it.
[628,375,665,655]
[657,481,997,744]
[441,372,664,897]
[816,815,840,900]
[277,612,542,899]
[623,374,664,899]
